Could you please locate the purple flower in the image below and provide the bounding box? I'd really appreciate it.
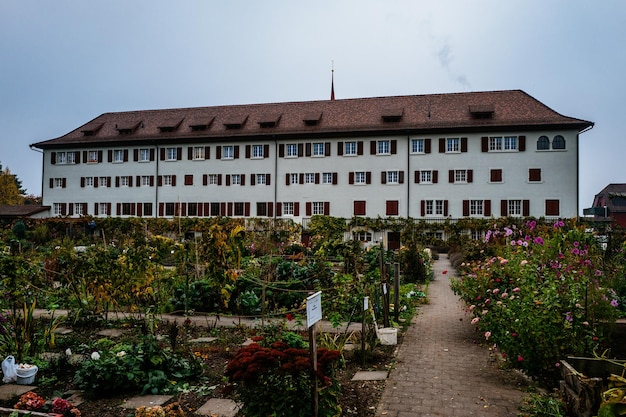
[565,312,573,322]
[533,237,544,245]
[611,299,619,308]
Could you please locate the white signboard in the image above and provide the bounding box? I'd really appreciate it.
[306,291,322,328]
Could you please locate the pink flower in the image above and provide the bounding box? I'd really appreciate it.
[517,355,524,362]
[485,331,491,340]
[471,317,479,324]
[512,287,520,293]
[492,288,500,294]
[442,270,448,275]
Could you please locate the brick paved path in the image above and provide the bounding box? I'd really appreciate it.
[376,255,527,416]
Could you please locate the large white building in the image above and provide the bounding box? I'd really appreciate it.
[32,90,592,224]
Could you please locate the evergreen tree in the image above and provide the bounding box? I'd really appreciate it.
[0,162,25,204]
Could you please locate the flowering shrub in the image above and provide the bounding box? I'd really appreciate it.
[14,391,45,411]
[51,397,82,416]
[225,340,342,417]
[452,220,619,380]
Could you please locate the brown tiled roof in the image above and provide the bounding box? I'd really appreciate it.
[592,184,626,213]
[31,90,593,149]
[0,205,50,218]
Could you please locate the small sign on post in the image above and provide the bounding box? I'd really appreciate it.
[306,291,322,417]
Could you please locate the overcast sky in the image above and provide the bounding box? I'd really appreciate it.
[1,1,624,213]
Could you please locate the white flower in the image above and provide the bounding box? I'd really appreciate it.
[116,351,126,357]
[91,351,101,360]
[65,348,72,356]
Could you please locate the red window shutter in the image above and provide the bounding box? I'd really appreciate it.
[181,203,187,217]
[159,203,164,217]
[425,139,431,154]
[94,203,99,215]
[381,171,387,184]
[49,178,53,188]
[83,151,88,162]
[240,174,246,186]
[245,202,251,216]
[250,174,256,186]
[177,147,182,160]
[127,175,133,187]
[75,151,81,164]
[62,178,67,188]
[391,140,397,154]
[481,137,489,152]
[226,175,231,186]
[134,149,139,161]
[332,172,337,185]
[106,203,111,215]
[94,177,99,188]
[461,137,468,152]
[203,203,210,216]
[160,148,166,160]
[266,174,271,185]
[484,200,491,216]
[51,152,56,164]
[439,138,445,153]
[220,202,226,215]
[325,142,331,156]
[81,177,85,187]
[449,170,454,183]
[217,174,222,185]
[433,170,439,183]
[463,200,469,216]
[298,144,304,157]
[158,176,163,186]
[305,143,312,156]
[276,202,282,215]
[137,203,142,217]
[205,146,210,159]
[245,145,251,158]
[529,169,541,182]
[150,176,154,187]
[115,176,120,187]
[188,147,193,160]
[306,202,312,216]
[468,170,473,183]
[357,141,364,155]
[267,202,273,217]
[294,202,300,216]
[279,144,285,157]
[354,201,366,216]
[386,200,398,216]
[227,202,233,216]
[216,146,222,159]
[131,203,136,216]
[185,175,193,185]
[150,149,155,161]
[523,200,530,216]
[349,172,354,184]
[366,172,371,184]
[262,144,269,158]
[234,146,239,159]
[123,149,128,162]
[108,150,113,162]
[116,203,121,215]
[519,136,526,152]
[286,173,290,185]
[414,171,420,183]
[337,142,343,156]
[171,175,177,186]
[315,173,320,184]
[399,171,404,184]
[107,177,111,187]
[444,200,449,216]
[98,151,103,163]
[323,202,330,215]
[501,200,508,216]
[491,169,502,182]
[370,141,376,155]
[546,199,560,216]
[299,173,304,184]
[420,200,425,217]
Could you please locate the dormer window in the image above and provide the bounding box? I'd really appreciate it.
[303,112,322,126]
[188,116,215,132]
[469,105,494,119]
[381,108,403,123]
[80,122,104,137]
[158,118,183,133]
[224,115,248,129]
[115,121,141,135]
[258,114,281,128]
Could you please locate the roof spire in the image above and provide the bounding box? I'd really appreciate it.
[330,61,335,101]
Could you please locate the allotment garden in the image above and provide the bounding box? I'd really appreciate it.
[0,215,625,416]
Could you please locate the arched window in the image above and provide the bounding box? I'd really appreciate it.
[553,135,566,149]
[537,136,550,150]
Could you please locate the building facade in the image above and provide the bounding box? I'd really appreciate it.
[32,90,593,223]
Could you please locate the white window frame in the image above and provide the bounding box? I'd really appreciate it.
[140,148,151,162]
[377,140,390,155]
[141,176,151,187]
[193,147,205,160]
[312,202,325,215]
[290,173,299,184]
[208,174,219,185]
[98,203,109,216]
[312,142,325,157]
[231,174,241,185]
[490,136,518,152]
[447,138,460,153]
[85,177,94,187]
[322,173,333,184]
[470,200,484,215]
[98,177,108,188]
[54,178,64,188]
[252,145,264,159]
[454,169,467,183]
[222,146,234,160]
[508,200,522,216]
[354,231,372,242]
[88,151,99,163]
[66,152,75,164]
[113,150,124,163]
[166,147,177,161]
[420,170,433,184]
[411,139,425,154]
[53,203,63,216]
[56,152,67,164]
[282,202,294,216]
[345,142,357,156]
[305,173,315,184]
[74,203,84,216]
[386,171,399,184]
[286,144,298,157]
[163,175,173,186]
[425,200,444,216]
[355,171,366,185]
[256,174,267,185]
[120,176,130,187]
